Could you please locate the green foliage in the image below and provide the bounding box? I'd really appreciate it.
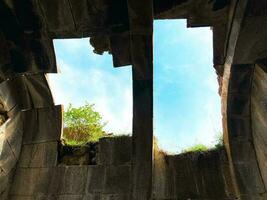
[182,144,209,153]
[214,133,224,149]
[63,103,107,145]
[181,133,224,153]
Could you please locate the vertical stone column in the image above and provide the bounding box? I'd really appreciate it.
[127,0,154,199]
[132,48,153,200]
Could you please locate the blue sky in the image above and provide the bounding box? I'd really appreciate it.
[48,20,222,153]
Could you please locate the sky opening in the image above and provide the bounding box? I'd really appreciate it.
[154,20,222,153]
[48,19,222,153]
[48,39,132,135]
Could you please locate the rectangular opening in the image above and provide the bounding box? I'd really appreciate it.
[154,20,223,154]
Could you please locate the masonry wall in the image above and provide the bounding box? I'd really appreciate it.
[153,143,236,200]
[9,136,132,200]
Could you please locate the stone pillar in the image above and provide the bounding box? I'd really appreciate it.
[127,0,154,199]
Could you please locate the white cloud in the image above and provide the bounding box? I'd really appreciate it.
[48,23,222,153]
[47,58,132,135]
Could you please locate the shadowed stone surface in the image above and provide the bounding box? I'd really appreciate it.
[251,65,267,189]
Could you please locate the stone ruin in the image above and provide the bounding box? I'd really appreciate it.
[0,0,267,199]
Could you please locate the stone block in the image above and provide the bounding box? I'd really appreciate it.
[233,161,265,195]
[38,0,76,37]
[57,195,84,200]
[83,193,101,200]
[0,138,18,174]
[10,194,77,200]
[22,194,85,200]
[228,64,253,94]
[10,168,54,195]
[230,140,259,163]
[251,65,267,188]
[0,80,19,112]
[104,165,130,194]
[18,142,58,168]
[49,166,88,195]
[0,74,54,112]
[22,105,62,144]
[22,74,54,108]
[0,167,11,195]
[98,136,131,165]
[228,94,250,116]
[228,117,252,140]
[166,154,200,198]
[86,166,105,193]
[100,194,130,200]
[10,196,34,200]
[2,112,23,158]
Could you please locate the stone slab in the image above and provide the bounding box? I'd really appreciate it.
[2,112,23,158]
[98,136,131,166]
[49,166,88,195]
[104,165,130,194]
[100,194,130,200]
[22,105,62,144]
[251,65,267,188]
[86,166,105,193]
[0,138,18,174]
[18,142,58,168]
[10,168,54,196]
[0,74,54,112]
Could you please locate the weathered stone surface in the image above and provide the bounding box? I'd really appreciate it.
[228,64,254,94]
[18,142,58,168]
[0,169,13,198]
[227,63,266,198]
[100,194,130,200]
[233,161,265,195]
[10,168,53,195]
[228,94,250,116]
[251,65,267,189]
[153,148,235,199]
[104,165,130,194]
[49,166,88,195]
[0,80,17,112]
[152,142,168,199]
[98,136,131,165]
[83,193,101,200]
[227,117,252,140]
[0,114,23,173]
[22,105,62,144]
[37,0,76,38]
[57,195,84,200]
[1,112,23,159]
[87,166,106,193]
[10,194,101,200]
[10,196,34,200]
[110,34,132,67]
[0,139,17,173]
[0,74,54,112]
[2,1,267,200]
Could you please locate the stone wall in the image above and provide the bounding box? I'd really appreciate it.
[8,133,240,200]
[9,136,132,200]
[153,143,236,200]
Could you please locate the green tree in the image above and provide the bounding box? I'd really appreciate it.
[182,144,209,153]
[63,103,107,145]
